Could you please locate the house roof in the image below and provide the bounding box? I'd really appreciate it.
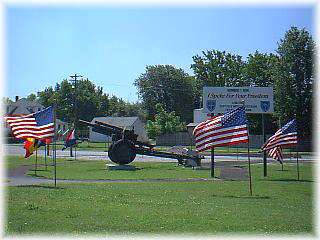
[186,123,198,127]
[5,98,44,115]
[91,116,140,128]
[8,98,43,108]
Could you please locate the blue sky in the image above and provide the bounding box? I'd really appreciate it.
[6,5,314,102]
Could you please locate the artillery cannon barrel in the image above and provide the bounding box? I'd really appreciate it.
[79,119,123,139]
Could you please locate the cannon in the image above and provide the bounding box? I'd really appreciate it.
[79,119,203,166]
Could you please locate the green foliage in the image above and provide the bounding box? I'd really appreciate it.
[2,97,13,104]
[191,50,246,91]
[26,93,37,101]
[146,103,186,139]
[243,52,279,134]
[190,28,314,139]
[134,65,197,122]
[274,27,314,141]
[36,78,145,129]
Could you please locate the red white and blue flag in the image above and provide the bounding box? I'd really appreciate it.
[262,119,297,163]
[268,146,284,163]
[193,106,249,152]
[4,106,54,140]
[62,129,77,150]
[262,119,297,151]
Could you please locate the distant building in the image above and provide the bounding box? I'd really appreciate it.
[4,96,69,141]
[89,116,148,142]
[5,97,45,116]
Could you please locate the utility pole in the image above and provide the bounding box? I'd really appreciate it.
[69,73,83,158]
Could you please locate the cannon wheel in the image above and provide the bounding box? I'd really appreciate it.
[107,142,115,161]
[108,139,136,165]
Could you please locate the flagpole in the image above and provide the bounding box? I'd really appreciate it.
[296,147,300,181]
[53,103,57,188]
[247,139,253,196]
[44,144,47,171]
[261,113,267,177]
[243,101,253,196]
[35,146,38,176]
[211,147,215,178]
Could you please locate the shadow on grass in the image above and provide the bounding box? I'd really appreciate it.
[266,179,313,183]
[215,194,270,200]
[16,185,64,189]
[30,169,49,172]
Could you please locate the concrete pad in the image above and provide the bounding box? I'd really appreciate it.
[107,164,139,171]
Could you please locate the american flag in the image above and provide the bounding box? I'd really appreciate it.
[268,146,284,164]
[5,106,55,140]
[261,119,297,152]
[193,106,248,152]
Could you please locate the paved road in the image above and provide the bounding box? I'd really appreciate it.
[4,144,314,163]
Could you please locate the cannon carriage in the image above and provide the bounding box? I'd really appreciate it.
[79,119,203,166]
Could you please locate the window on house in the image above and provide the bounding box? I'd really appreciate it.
[6,106,9,114]
[63,125,66,131]
[58,125,61,130]
[38,108,41,111]
[27,107,34,113]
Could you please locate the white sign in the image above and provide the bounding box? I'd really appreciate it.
[203,87,274,114]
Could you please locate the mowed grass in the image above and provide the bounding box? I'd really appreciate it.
[5,155,314,235]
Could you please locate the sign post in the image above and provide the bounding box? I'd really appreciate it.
[203,87,273,180]
[211,148,215,178]
[262,114,267,177]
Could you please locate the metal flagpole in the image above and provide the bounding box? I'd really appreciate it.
[296,148,300,181]
[243,101,253,196]
[35,146,38,176]
[75,143,77,161]
[262,113,267,177]
[70,146,73,157]
[44,144,47,171]
[247,138,253,196]
[211,148,215,178]
[236,145,239,161]
[53,103,57,188]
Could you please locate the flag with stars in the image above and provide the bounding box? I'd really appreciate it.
[193,106,249,152]
[4,106,55,140]
[262,119,297,152]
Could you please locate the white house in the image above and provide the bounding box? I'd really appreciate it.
[89,116,148,143]
[4,96,69,140]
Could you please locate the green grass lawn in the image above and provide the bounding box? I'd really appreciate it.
[5,155,314,235]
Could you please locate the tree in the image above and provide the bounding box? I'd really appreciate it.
[134,65,197,123]
[191,50,246,92]
[2,97,13,104]
[244,51,278,87]
[146,103,186,139]
[37,78,145,130]
[243,51,279,134]
[37,79,110,129]
[274,27,314,143]
[26,93,37,101]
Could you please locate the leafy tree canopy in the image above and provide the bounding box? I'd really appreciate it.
[134,65,197,123]
[36,78,144,130]
[146,103,186,139]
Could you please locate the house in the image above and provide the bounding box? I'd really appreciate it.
[4,96,69,141]
[5,97,45,116]
[89,116,148,143]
